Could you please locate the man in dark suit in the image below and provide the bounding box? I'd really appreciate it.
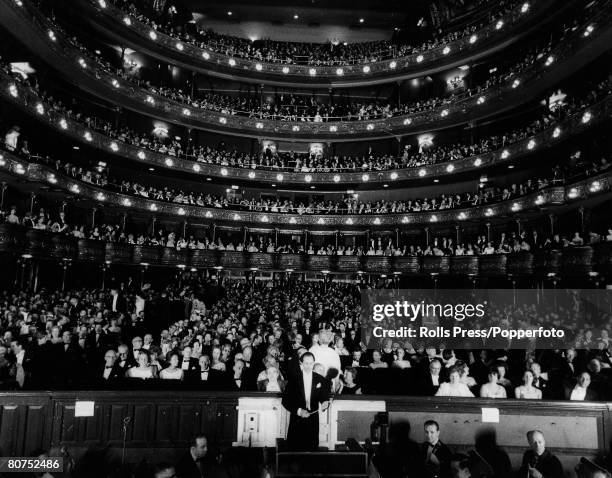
[420,420,452,478]
[193,355,224,389]
[93,349,123,387]
[418,359,445,396]
[282,352,331,451]
[518,430,563,478]
[112,344,134,378]
[9,338,31,389]
[564,372,599,401]
[175,434,228,478]
[180,346,200,382]
[108,287,128,315]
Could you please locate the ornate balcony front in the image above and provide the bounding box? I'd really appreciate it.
[1,150,610,227]
[3,224,612,278]
[1,0,611,140]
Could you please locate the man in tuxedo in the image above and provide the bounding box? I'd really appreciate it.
[518,430,563,478]
[180,346,200,381]
[9,338,31,389]
[282,352,331,451]
[95,349,122,387]
[175,434,228,478]
[112,344,134,377]
[420,420,452,478]
[194,355,223,389]
[564,372,599,401]
[109,287,128,315]
[419,359,445,396]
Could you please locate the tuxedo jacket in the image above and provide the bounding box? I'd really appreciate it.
[282,371,331,415]
[419,440,452,478]
[94,363,123,387]
[563,384,599,401]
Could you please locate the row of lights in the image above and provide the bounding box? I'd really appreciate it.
[107,0,532,76]
[6,85,592,188]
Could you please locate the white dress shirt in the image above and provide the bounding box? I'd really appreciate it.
[570,386,587,401]
[303,371,312,410]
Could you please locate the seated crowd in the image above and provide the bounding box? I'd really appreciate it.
[2,275,612,409]
[108,0,523,66]
[35,13,573,122]
[2,203,611,254]
[4,123,611,217]
[5,52,609,171]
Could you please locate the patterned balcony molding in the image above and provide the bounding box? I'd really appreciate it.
[79,0,555,87]
[2,0,611,140]
[1,150,610,227]
[2,71,610,186]
[2,224,612,278]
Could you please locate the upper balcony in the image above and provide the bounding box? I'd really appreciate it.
[76,0,558,88]
[1,0,611,140]
[2,69,610,187]
[1,148,610,228]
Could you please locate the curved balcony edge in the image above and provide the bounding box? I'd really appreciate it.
[2,224,611,278]
[1,0,610,140]
[2,71,608,185]
[75,0,559,88]
[1,149,611,227]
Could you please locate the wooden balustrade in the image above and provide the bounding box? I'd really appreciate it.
[1,225,611,278]
[0,391,608,471]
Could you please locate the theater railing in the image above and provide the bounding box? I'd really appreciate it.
[2,149,611,226]
[76,0,556,87]
[0,391,608,469]
[2,0,611,140]
[1,224,611,277]
[2,70,609,185]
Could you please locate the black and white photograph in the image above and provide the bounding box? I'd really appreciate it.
[0,0,610,476]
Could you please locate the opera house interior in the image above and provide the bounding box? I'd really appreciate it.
[0,0,611,476]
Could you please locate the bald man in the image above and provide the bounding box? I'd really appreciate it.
[519,430,563,478]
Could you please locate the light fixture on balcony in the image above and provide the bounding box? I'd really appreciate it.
[336,68,344,76]
[418,168,427,177]
[403,118,412,125]
[165,158,174,167]
[137,151,146,159]
[389,61,397,69]
[193,164,201,172]
[202,51,210,60]
[496,20,504,29]
[309,68,316,76]
[362,174,369,182]
[469,34,477,44]
[282,66,290,74]
[363,65,371,73]
[473,158,482,167]
[248,171,256,179]
[390,172,398,180]
[221,168,228,176]
[123,17,132,26]
[110,142,118,152]
[149,30,158,40]
[442,46,450,55]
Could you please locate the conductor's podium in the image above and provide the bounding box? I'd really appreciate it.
[276,439,369,478]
